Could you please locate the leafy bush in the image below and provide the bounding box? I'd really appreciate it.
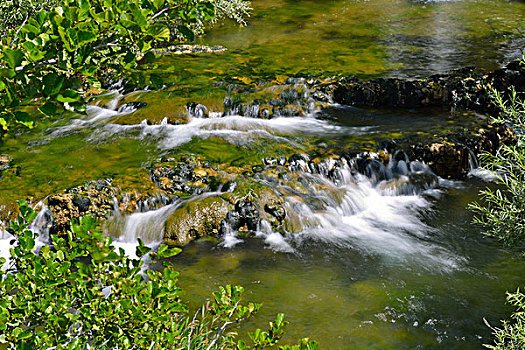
[468,84,525,247]
[467,58,525,349]
[484,290,525,350]
[0,200,317,349]
[0,0,60,35]
[0,0,251,133]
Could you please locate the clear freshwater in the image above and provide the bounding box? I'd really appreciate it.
[1,0,525,348]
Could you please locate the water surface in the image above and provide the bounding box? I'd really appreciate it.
[0,0,524,349]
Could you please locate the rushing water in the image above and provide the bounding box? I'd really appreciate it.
[1,0,525,348]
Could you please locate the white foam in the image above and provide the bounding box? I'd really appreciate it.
[0,230,13,272]
[256,220,294,253]
[89,115,373,150]
[468,168,500,182]
[221,224,244,248]
[281,168,463,270]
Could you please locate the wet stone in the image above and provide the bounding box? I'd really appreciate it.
[0,155,12,172]
[186,102,208,118]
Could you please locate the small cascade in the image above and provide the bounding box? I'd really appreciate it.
[29,205,53,245]
[466,148,499,181]
[0,228,13,271]
[107,202,180,259]
[255,220,294,253]
[90,114,356,151]
[1,203,53,271]
[219,151,461,269]
[220,223,244,248]
[49,90,138,137]
[281,160,460,268]
[112,201,181,244]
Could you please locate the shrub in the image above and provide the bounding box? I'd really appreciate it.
[468,58,525,349]
[468,84,525,247]
[0,0,60,35]
[0,0,252,133]
[484,290,525,350]
[0,200,317,349]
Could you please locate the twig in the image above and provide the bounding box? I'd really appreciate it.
[151,6,172,22]
[22,323,44,331]
[187,308,200,350]
[93,42,119,51]
[95,334,114,349]
[205,301,241,350]
[10,13,29,48]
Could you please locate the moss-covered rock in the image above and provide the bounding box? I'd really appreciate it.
[165,196,231,245]
[331,60,525,115]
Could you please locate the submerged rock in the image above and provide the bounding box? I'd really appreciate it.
[408,143,470,180]
[223,83,331,118]
[152,45,227,56]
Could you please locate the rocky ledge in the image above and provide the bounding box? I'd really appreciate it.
[2,61,523,247]
[32,116,515,245]
[329,60,524,115]
[109,60,524,129]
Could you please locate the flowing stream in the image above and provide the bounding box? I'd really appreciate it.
[1,0,525,348]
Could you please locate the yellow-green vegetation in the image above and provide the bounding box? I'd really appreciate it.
[468,59,525,349]
[469,87,525,247]
[0,0,252,133]
[0,201,318,349]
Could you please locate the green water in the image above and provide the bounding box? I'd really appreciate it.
[171,183,525,349]
[1,0,525,348]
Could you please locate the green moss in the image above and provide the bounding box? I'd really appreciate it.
[165,196,231,245]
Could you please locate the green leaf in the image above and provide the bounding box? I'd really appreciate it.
[156,244,181,259]
[177,25,195,41]
[16,330,32,340]
[275,313,285,327]
[39,101,58,117]
[79,0,91,20]
[136,238,152,258]
[57,89,81,103]
[14,112,34,128]
[0,68,16,79]
[21,23,41,36]
[153,0,166,11]
[56,250,64,261]
[3,49,24,69]
[147,24,170,40]
[77,30,97,46]
[43,74,65,97]
[139,51,156,64]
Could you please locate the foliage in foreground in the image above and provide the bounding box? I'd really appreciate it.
[0,200,317,349]
[468,86,525,247]
[0,0,60,35]
[0,0,251,133]
[484,290,525,350]
[467,58,525,349]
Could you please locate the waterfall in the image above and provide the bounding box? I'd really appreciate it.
[467,149,499,181]
[220,155,462,270]
[118,202,180,244]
